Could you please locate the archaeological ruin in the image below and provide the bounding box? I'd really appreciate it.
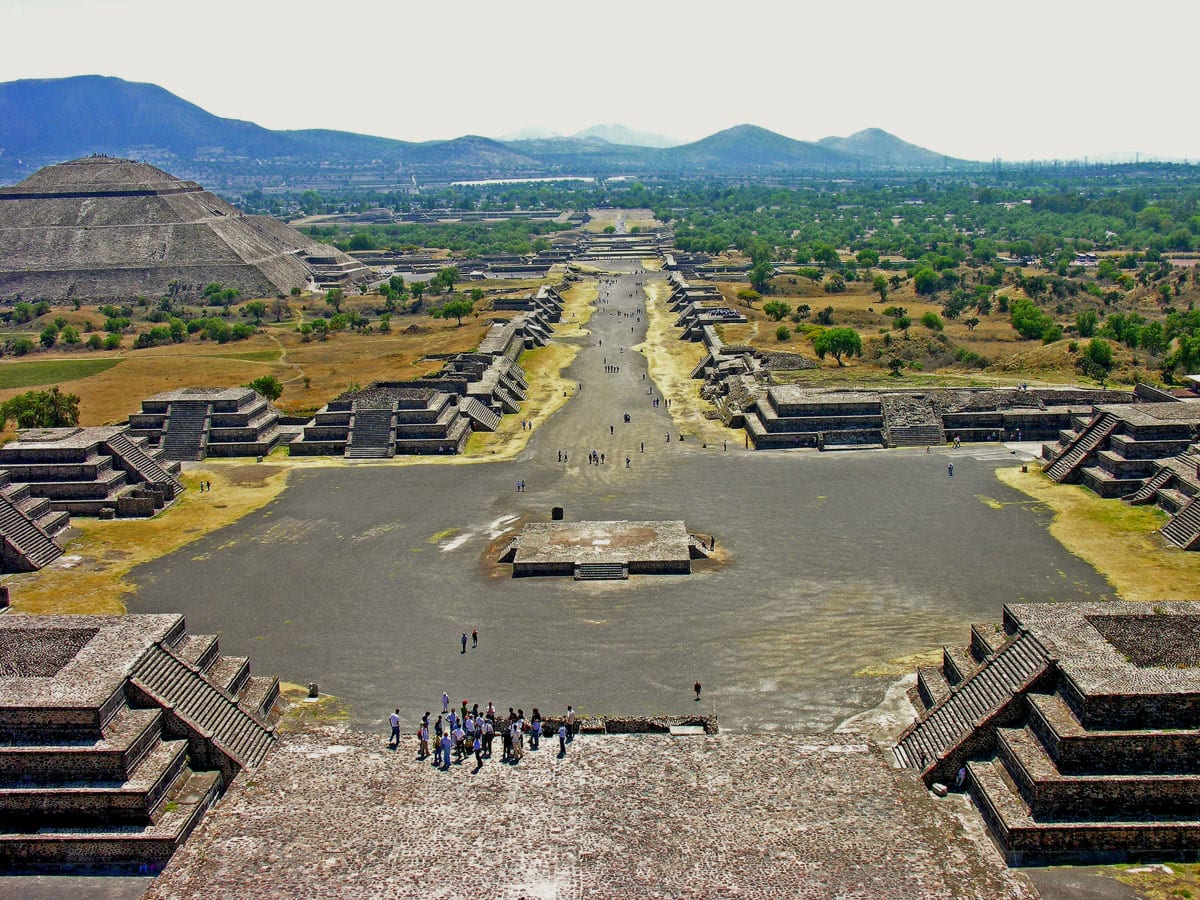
[0,613,278,872]
[896,602,1200,865]
[0,156,368,302]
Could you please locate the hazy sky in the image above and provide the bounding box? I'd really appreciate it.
[2,0,1197,162]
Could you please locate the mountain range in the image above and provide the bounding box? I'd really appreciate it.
[0,75,968,188]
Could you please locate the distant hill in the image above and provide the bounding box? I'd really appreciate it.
[0,75,296,160]
[571,124,680,148]
[818,128,954,168]
[0,75,971,186]
[662,124,849,170]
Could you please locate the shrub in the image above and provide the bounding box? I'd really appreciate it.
[775,325,791,342]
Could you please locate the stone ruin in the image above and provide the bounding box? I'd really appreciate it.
[895,601,1200,864]
[1042,392,1200,550]
[0,613,278,872]
[498,520,713,580]
[0,156,368,302]
[0,426,185,572]
[127,387,282,462]
[293,307,555,459]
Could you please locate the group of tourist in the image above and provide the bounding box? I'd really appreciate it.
[399,699,579,771]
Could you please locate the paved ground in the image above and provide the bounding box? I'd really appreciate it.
[146,728,1036,899]
[130,265,1115,736]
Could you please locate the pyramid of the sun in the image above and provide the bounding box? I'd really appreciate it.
[0,156,368,302]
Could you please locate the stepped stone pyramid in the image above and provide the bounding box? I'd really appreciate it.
[0,613,278,872]
[0,156,368,302]
[896,602,1200,864]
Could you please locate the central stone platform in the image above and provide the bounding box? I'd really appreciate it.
[503,520,705,578]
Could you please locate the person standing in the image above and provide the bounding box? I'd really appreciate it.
[461,633,468,654]
[442,691,450,713]
[472,629,478,649]
[389,709,401,747]
[440,732,453,771]
[473,733,483,769]
[482,716,494,757]
[566,705,576,742]
[418,721,429,759]
[948,462,954,477]
[558,722,568,756]
[694,681,702,702]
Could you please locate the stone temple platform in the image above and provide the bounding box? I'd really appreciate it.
[896,601,1200,864]
[501,520,708,579]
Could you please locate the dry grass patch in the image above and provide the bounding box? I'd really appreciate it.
[996,466,1200,601]
[638,281,729,444]
[465,342,579,459]
[8,463,291,616]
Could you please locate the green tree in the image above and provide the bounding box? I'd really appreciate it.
[1,387,80,429]
[762,300,791,321]
[325,288,344,314]
[39,325,58,348]
[872,274,888,301]
[736,289,761,308]
[749,261,774,292]
[61,325,80,345]
[247,375,284,402]
[103,334,121,350]
[812,327,862,366]
[856,249,880,268]
[921,311,944,331]
[243,300,267,325]
[1075,309,1098,337]
[86,333,104,350]
[437,296,474,325]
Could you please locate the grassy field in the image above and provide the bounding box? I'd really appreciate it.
[996,465,1200,601]
[0,279,560,431]
[8,462,291,615]
[0,358,123,390]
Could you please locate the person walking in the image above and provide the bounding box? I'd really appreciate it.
[418,721,430,759]
[566,705,576,742]
[531,711,542,750]
[558,722,568,756]
[461,633,468,654]
[948,462,954,477]
[625,456,631,468]
[472,629,478,649]
[694,681,702,702]
[389,708,401,747]
[473,733,483,769]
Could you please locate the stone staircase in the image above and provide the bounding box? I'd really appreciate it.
[130,644,276,769]
[103,430,183,495]
[345,407,395,459]
[1044,411,1118,483]
[459,397,502,432]
[0,488,63,571]
[893,631,1053,781]
[574,562,628,581]
[1125,466,1174,505]
[1162,496,1200,550]
[160,401,211,461]
[887,423,946,448]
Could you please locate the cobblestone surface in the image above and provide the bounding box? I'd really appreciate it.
[148,729,1034,899]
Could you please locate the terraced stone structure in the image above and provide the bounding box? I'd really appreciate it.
[0,614,278,872]
[291,381,474,458]
[895,601,1200,865]
[499,520,712,580]
[0,426,182,517]
[741,385,1131,451]
[1042,397,1200,549]
[0,156,368,302]
[127,388,282,461]
[0,469,69,573]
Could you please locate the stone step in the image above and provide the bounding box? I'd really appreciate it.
[0,707,163,784]
[0,768,221,874]
[967,759,1200,866]
[574,562,628,581]
[996,726,1200,820]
